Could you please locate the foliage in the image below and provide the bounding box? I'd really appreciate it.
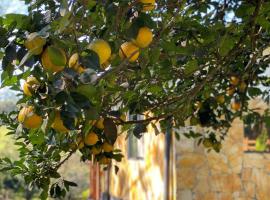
[1,0,270,198]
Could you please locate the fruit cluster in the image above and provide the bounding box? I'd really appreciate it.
[19,0,156,166]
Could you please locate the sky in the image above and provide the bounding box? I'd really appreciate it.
[0,0,27,15]
[0,0,27,101]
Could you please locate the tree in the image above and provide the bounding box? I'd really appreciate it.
[0,0,270,198]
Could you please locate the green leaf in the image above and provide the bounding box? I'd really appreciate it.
[29,130,45,145]
[248,87,261,97]
[19,51,33,68]
[104,118,117,145]
[64,180,78,188]
[3,14,30,29]
[80,50,100,69]
[75,84,97,100]
[49,171,61,178]
[48,46,66,66]
[133,123,147,139]
[184,59,198,75]
[219,36,235,56]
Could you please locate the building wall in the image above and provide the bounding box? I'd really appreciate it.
[109,125,168,200]
[176,99,270,200]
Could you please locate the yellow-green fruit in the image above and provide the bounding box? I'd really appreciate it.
[102,142,114,152]
[119,42,140,62]
[216,95,225,104]
[231,101,241,111]
[134,27,153,48]
[84,132,99,146]
[226,87,235,96]
[23,76,39,96]
[190,116,199,126]
[203,139,212,148]
[51,111,69,133]
[230,76,240,86]
[18,106,42,129]
[88,39,111,65]
[24,32,46,55]
[41,46,67,72]
[77,136,85,149]
[99,156,111,165]
[95,118,104,130]
[91,147,102,155]
[139,0,155,11]
[68,53,86,73]
[194,101,202,109]
[239,81,247,92]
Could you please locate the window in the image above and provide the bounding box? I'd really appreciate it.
[244,113,270,152]
[127,114,145,159]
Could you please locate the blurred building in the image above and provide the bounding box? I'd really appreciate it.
[89,98,270,200]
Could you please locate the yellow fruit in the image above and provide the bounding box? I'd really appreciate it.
[216,95,225,104]
[25,32,46,55]
[41,46,67,72]
[84,132,99,146]
[18,106,42,129]
[194,101,202,109]
[95,118,104,130]
[230,76,240,86]
[88,39,111,65]
[91,147,102,155]
[231,101,241,111]
[23,76,40,96]
[203,139,212,148]
[101,61,110,70]
[51,111,69,133]
[119,42,140,62]
[77,136,85,149]
[134,27,153,48]
[139,0,155,11]
[102,142,114,152]
[190,116,199,126]
[68,53,86,73]
[239,81,247,92]
[226,87,235,96]
[120,114,126,121]
[99,156,111,165]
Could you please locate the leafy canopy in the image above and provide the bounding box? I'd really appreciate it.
[1,0,270,198]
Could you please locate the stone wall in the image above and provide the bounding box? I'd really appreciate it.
[176,116,270,200]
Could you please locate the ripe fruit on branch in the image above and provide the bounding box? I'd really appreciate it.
[229,76,240,86]
[84,132,99,146]
[216,95,225,104]
[231,101,241,111]
[239,81,247,93]
[23,76,40,96]
[18,106,42,129]
[119,42,140,62]
[91,147,102,155]
[51,111,69,133]
[88,39,111,65]
[139,0,155,11]
[134,27,153,48]
[226,87,235,96]
[41,46,67,73]
[102,142,114,153]
[99,156,111,165]
[25,32,46,55]
[68,53,86,73]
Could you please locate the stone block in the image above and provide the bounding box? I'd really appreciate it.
[177,153,205,168]
[243,154,264,168]
[177,168,196,189]
[178,190,192,200]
